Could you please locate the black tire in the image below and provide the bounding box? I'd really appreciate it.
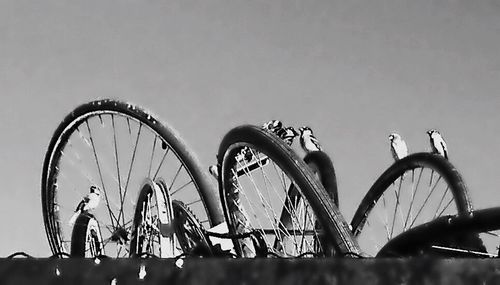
[376,207,500,257]
[351,152,473,256]
[303,151,339,207]
[218,125,360,257]
[42,99,223,256]
[71,214,104,257]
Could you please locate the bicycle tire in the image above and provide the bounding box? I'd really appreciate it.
[70,214,104,257]
[376,207,500,257]
[303,151,339,207]
[42,99,223,256]
[218,125,360,257]
[351,152,472,256]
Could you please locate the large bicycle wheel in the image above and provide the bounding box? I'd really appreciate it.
[42,99,223,257]
[71,214,104,257]
[218,125,360,257]
[351,152,473,256]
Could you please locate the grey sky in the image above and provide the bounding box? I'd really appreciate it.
[0,0,499,256]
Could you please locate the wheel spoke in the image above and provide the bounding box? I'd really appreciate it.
[118,123,142,224]
[111,115,125,225]
[185,199,201,206]
[171,180,193,196]
[403,167,424,231]
[168,164,183,192]
[389,177,405,239]
[408,175,442,229]
[152,144,171,180]
[85,120,118,228]
[434,185,451,218]
[148,136,158,178]
[436,195,454,218]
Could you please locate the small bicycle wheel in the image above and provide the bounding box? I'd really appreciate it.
[218,125,360,257]
[172,200,213,257]
[71,214,104,257]
[130,179,175,258]
[42,99,223,257]
[351,152,473,256]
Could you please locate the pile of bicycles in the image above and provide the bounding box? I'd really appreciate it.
[41,99,500,259]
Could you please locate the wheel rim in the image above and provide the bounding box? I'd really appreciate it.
[355,162,467,256]
[46,108,210,257]
[85,217,104,257]
[222,144,325,257]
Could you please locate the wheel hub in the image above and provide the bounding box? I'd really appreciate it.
[110,227,129,245]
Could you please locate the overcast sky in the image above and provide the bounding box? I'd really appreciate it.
[0,0,499,256]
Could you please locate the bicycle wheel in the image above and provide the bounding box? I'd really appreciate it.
[71,214,104,257]
[42,99,223,257]
[351,152,472,256]
[172,200,214,257]
[130,179,175,258]
[218,125,360,257]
